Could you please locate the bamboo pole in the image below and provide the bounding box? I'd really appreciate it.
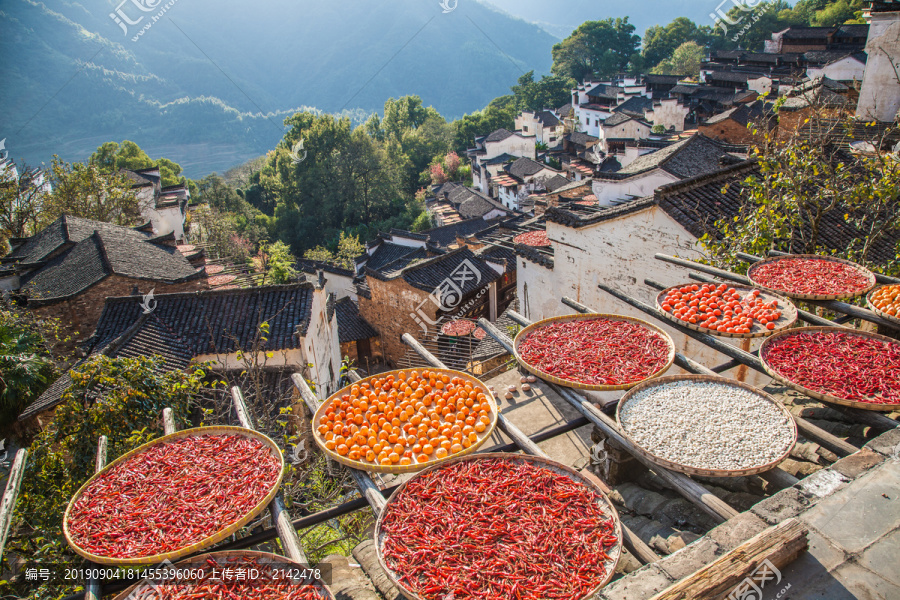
[230,387,309,564]
[0,449,27,561]
[84,437,108,600]
[162,407,176,436]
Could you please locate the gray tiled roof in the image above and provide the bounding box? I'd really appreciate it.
[6,215,152,264]
[506,157,549,180]
[366,242,419,272]
[613,96,653,118]
[400,248,501,296]
[19,230,202,304]
[565,132,600,147]
[88,284,314,356]
[335,297,378,344]
[605,134,733,179]
[423,218,495,249]
[545,175,572,192]
[485,129,516,143]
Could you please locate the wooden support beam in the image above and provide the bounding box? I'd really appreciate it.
[162,407,176,436]
[289,375,387,516]
[230,387,310,564]
[400,330,662,565]
[477,317,739,524]
[0,449,27,561]
[649,518,808,600]
[85,437,108,600]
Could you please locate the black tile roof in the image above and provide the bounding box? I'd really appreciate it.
[366,242,419,272]
[613,96,653,118]
[644,74,683,84]
[446,187,510,220]
[19,313,194,421]
[379,247,429,275]
[390,228,430,242]
[482,153,520,166]
[586,83,622,100]
[335,297,378,343]
[5,215,153,264]
[396,248,501,296]
[423,218,495,249]
[600,134,733,180]
[604,112,642,127]
[545,175,572,192]
[669,84,699,95]
[506,157,549,180]
[565,132,600,147]
[88,284,315,356]
[534,110,560,128]
[485,129,516,143]
[655,160,900,266]
[704,101,771,127]
[19,230,202,305]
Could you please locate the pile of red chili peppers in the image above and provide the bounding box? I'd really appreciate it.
[380,458,618,600]
[751,258,871,296]
[441,319,477,336]
[127,556,325,599]
[513,231,551,247]
[68,434,281,559]
[762,331,900,405]
[517,318,671,386]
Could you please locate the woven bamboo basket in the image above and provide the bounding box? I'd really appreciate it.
[513,313,676,391]
[616,375,797,478]
[759,326,900,412]
[866,285,900,328]
[655,284,798,339]
[373,453,622,600]
[63,426,284,566]
[311,368,498,475]
[111,550,335,599]
[747,254,876,301]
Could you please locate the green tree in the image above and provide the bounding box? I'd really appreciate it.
[702,118,900,275]
[42,157,142,226]
[89,141,185,187]
[303,232,364,270]
[643,18,709,68]
[651,42,706,77]
[551,18,641,82]
[511,71,575,112]
[256,240,298,284]
[1,356,210,599]
[452,98,517,154]
[410,210,433,233]
[0,160,45,251]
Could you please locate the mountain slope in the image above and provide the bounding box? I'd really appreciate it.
[1,0,555,176]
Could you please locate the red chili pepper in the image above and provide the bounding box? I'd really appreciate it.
[751,258,870,296]
[380,458,618,600]
[513,231,551,247]
[68,435,281,559]
[762,331,900,405]
[518,318,670,386]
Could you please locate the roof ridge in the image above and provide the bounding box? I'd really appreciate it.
[397,246,470,277]
[656,158,759,199]
[102,282,312,304]
[91,230,114,275]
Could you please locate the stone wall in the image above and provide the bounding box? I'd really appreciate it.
[699,119,764,145]
[359,277,436,366]
[30,275,207,345]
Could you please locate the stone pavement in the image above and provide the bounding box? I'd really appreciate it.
[596,427,900,600]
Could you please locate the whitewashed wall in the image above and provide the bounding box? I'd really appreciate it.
[857,13,900,122]
[808,57,866,83]
[592,171,678,206]
[645,99,690,132]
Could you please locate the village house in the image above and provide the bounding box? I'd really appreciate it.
[0,215,208,344]
[491,157,565,211]
[124,167,190,241]
[766,24,869,54]
[335,296,382,371]
[18,281,342,428]
[358,247,510,365]
[467,129,536,195]
[590,133,741,206]
[514,110,563,147]
[427,181,515,222]
[699,101,774,145]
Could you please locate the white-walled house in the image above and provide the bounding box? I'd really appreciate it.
[591,134,738,206]
[515,111,563,146]
[124,167,189,241]
[644,98,691,132]
[468,129,537,194]
[492,157,565,211]
[807,53,867,84]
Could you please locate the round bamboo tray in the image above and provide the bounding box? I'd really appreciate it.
[64,427,284,566]
[747,254,876,301]
[111,550,335,600]
[655,284,798,339]
[866,285,900,328]
[759,326,900,412]
[374,453,623,600]
[311,368,498,474]
[616,375,797,478]
[513,313,676,391]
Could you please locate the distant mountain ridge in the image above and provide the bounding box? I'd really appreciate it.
[1,0,556,176]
